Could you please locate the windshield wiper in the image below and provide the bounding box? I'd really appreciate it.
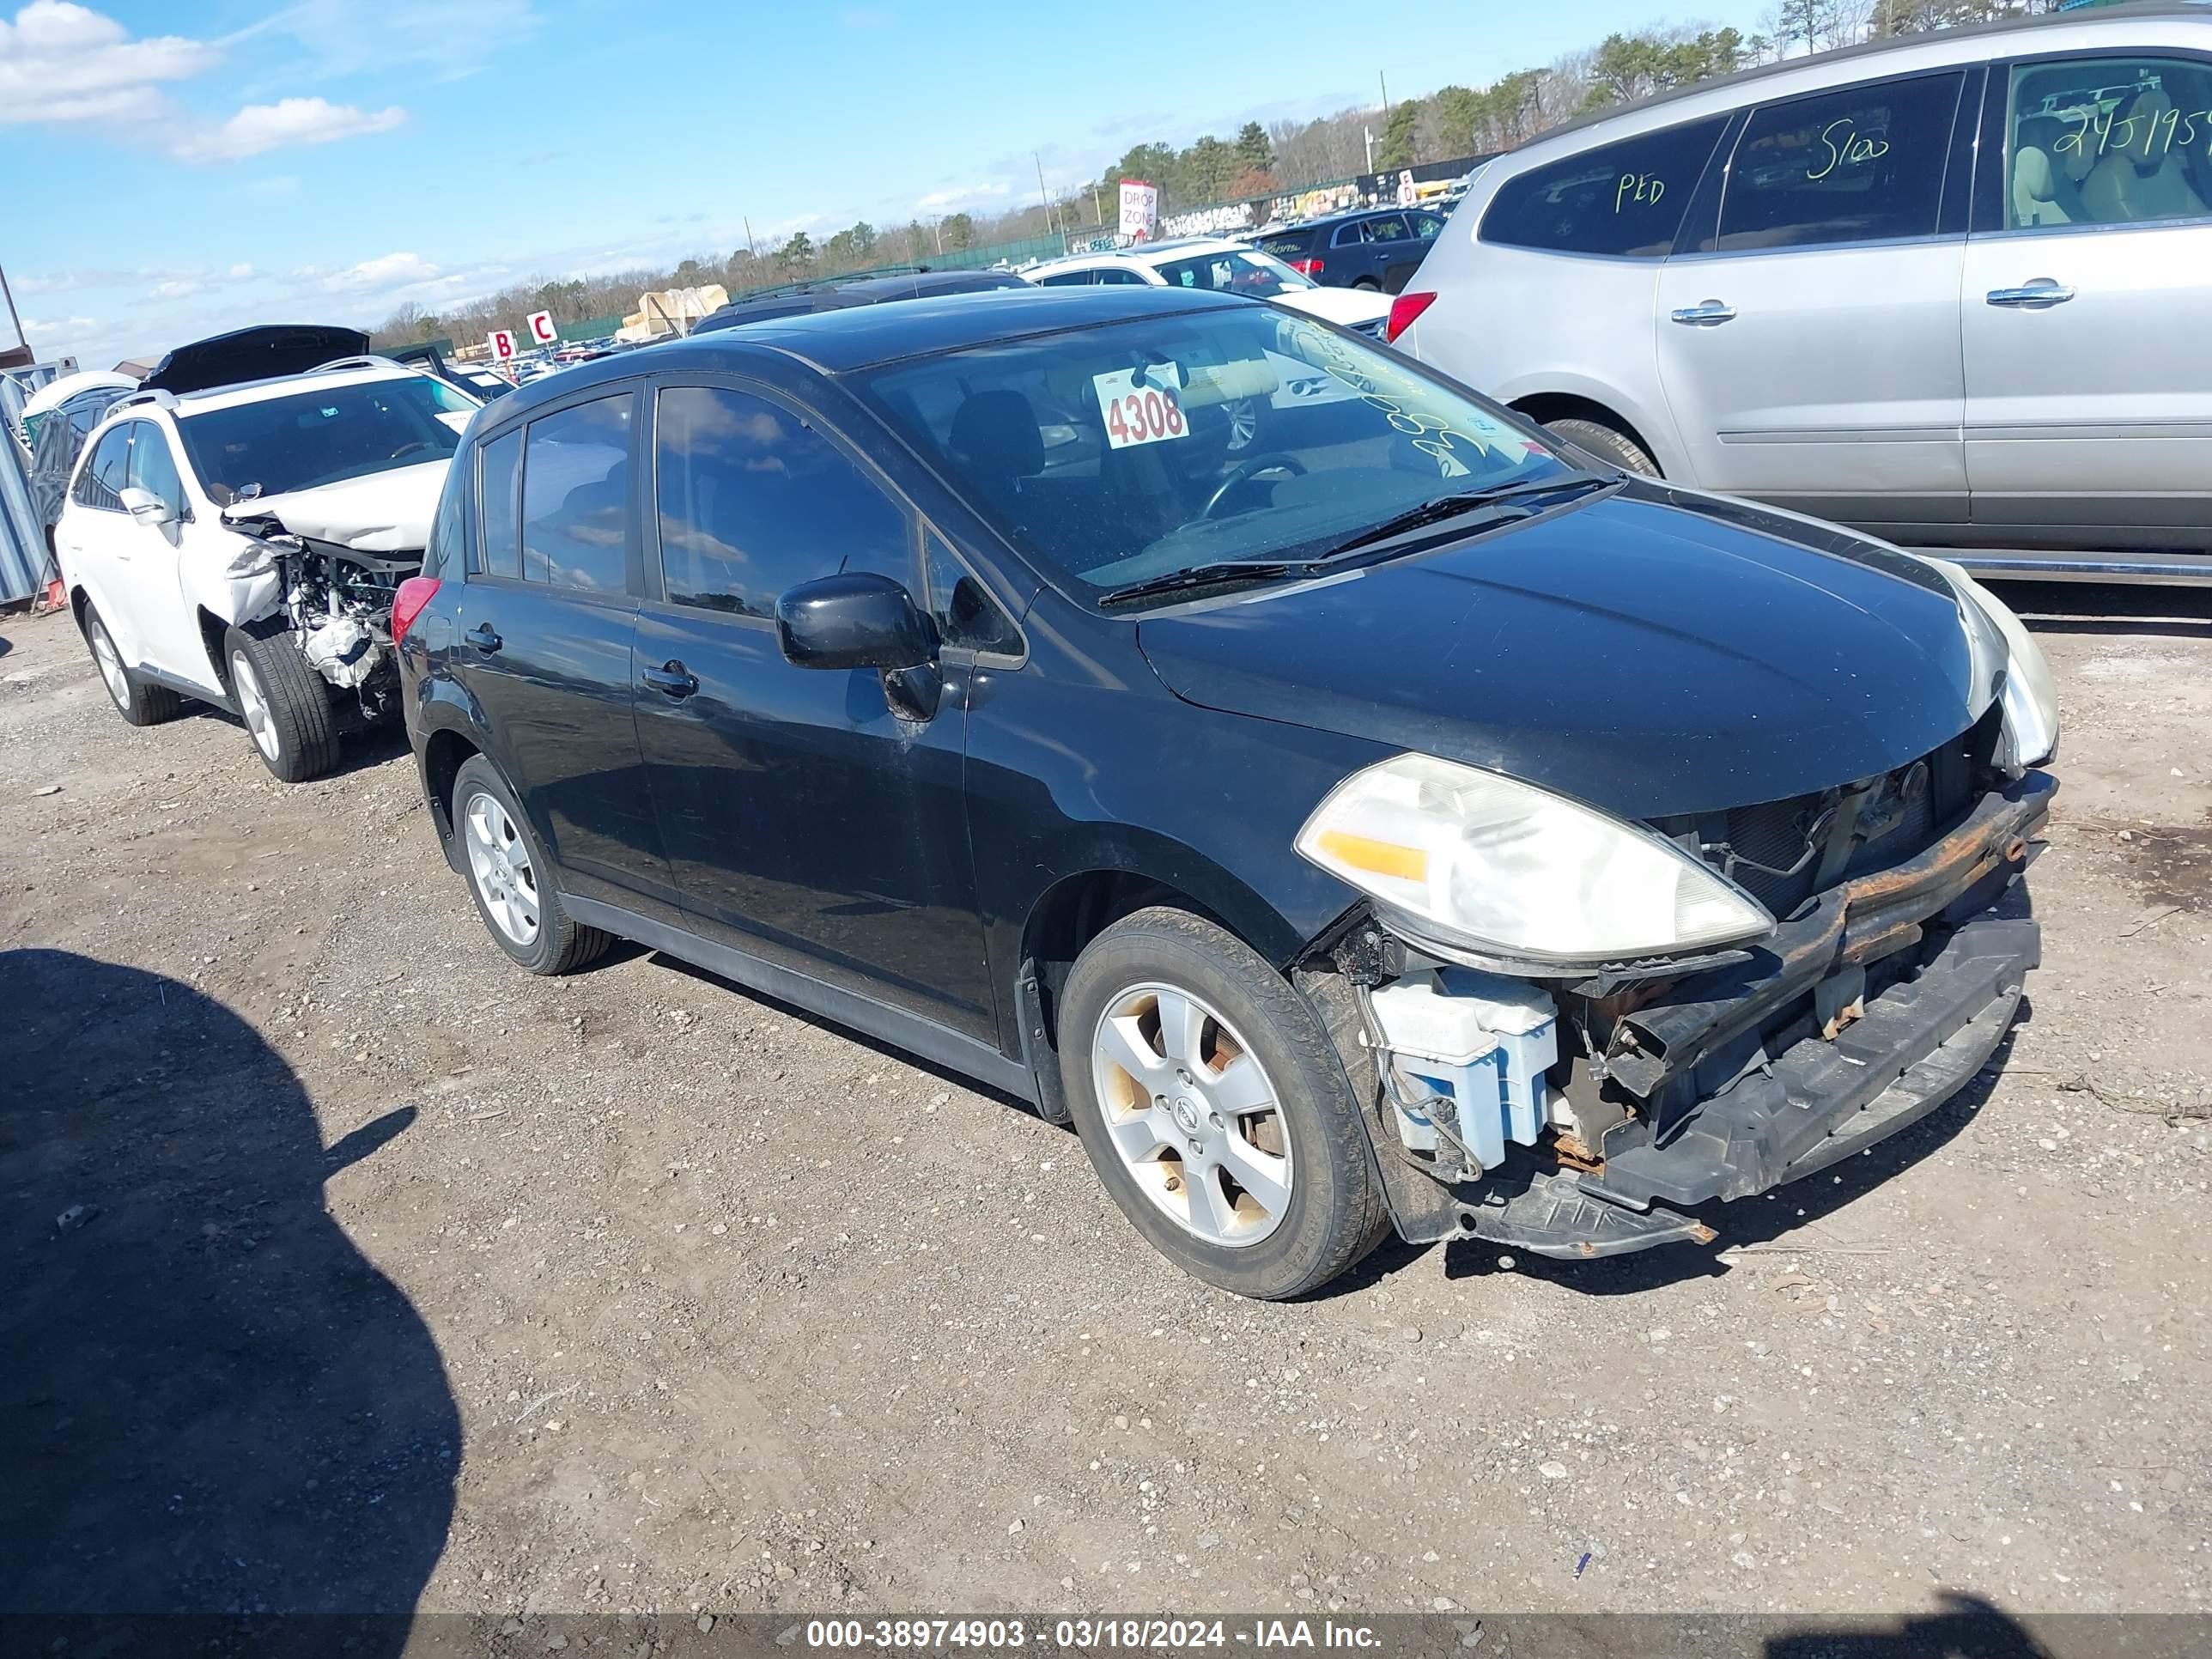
[1097,560,1316,608]
[1316,471,1612,561]
[1095,474,1614,610]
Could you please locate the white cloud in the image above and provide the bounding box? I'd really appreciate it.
[173,95,404,162]
[239,0,536,83]
[322,251,438,293]
[917,181,1010,212]
[151,277,204,300]
[0,1,216,125]
[23,313,98,339]
[227,262,254,280]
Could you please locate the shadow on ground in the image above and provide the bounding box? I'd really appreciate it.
[0,948,456,1650]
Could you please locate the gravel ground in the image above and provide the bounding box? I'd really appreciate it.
[3,585,2208,1632]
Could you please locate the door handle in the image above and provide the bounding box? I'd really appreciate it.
[1669,300,1737,326]
[642,661,698,699]
[1986,279,2075,309]
[465,622,502,653]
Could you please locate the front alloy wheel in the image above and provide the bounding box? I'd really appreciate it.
[1060,907,1389,1299]
[1092,983,1291,1247]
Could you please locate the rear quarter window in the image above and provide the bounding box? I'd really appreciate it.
[1481,115,1730,257]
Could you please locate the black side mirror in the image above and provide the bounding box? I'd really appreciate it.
[776,572,937,672]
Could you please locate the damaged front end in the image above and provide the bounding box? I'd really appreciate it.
[1299,709,2054,1262]
[218,465,447,725]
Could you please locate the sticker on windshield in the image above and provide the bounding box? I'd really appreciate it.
[1093,364,1189,451]
[436,411,473,434]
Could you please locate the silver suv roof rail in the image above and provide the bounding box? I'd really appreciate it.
[107,387,177,414]
[305,354,410,375]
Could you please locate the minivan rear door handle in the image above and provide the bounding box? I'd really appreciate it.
[1669,301,1737,326]
[642,661,698,699]
[465,622,502,653]
[1985,279,2075,309]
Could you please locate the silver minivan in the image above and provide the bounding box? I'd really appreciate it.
[1391,3,2212,583]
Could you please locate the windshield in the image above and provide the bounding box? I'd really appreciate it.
[1151,247,1315,298]
[177,375,477,503]
[855,306,1573,603]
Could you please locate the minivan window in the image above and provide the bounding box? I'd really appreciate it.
[125,424,185,518]
[2001,57,2212,229]
[1717,73,1965,252]
[521,394,631,592]
[653,386,911,618]
[473,428,522,579]
[1481,115,1729,257]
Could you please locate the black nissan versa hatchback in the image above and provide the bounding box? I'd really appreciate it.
[394,285,2058,1299]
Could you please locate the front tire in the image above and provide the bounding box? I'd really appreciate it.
[1060,908,1387,1299]
[82,604,180,726]
[1542,416,1659,477]
[452,756,611,975]
[224,625,339,782]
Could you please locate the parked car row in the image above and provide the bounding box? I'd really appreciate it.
[1389,0,2212,585]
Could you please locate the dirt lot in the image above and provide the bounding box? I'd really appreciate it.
[3,586,2209,1633]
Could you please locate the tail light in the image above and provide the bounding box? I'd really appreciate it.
[390,576,441,646]
[1289,258,1323,276]
[1385,289,1437,343]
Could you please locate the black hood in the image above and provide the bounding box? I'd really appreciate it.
[140,325,370,395]
[1135,481,1992,820]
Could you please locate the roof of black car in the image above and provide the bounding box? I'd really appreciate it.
[489,286,1237,414]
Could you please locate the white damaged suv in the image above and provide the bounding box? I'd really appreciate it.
[55,328,481,781]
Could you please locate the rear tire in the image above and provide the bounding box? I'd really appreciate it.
[1543,416,1659,477]
[1351,276,1382,292]
[224,625,339,782]
[452,755,612,975]
[82,604,181,726]
[1060,907,1387,1299]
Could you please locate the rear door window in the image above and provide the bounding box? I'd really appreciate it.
[653,386,912,618]
[1034,270,1095,287]
[1481,115,1729,257]
[1717,72,1966,251]
[1363,214,1411,242]
[1091,266,1150,286]
[521,393,634,592]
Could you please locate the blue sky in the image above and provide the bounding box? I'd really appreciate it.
[4,0,1764,368]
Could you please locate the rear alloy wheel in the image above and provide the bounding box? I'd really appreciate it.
[1061,908,1389,1299]
[223,626,339,782]
[451,755,611,975]
[1352,276,1382,292]
[81,604,180,726]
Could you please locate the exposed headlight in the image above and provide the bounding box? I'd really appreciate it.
[1295,753,1774,971]
[1926,560,2059,770]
